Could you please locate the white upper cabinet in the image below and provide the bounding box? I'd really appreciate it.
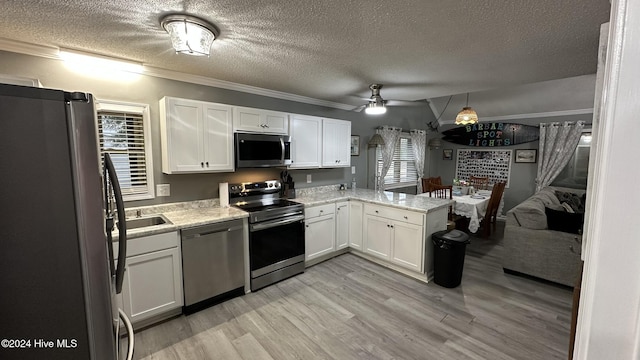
[322,119,351,167]
[160,97,234,174]
[233,106,288,134]
[289,114,322,168]
[289,115,351,169]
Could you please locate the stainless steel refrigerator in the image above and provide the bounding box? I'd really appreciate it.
[0,83,133,360]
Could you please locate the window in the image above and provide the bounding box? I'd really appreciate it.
[551,132,591,189]
[376,133,418,189]
[96,100,154,201]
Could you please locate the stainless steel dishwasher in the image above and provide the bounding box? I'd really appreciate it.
[181,219,245,314]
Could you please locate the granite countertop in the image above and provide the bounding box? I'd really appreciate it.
[115,188,449,240]
[113,199,248,240]
[293,188,451,213]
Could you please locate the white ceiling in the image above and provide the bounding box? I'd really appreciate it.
[0,1,610,110]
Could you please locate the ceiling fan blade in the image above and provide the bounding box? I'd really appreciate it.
[352,104,366,112]
[385,99,428,107]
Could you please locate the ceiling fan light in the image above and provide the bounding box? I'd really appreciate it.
[455,107,478,125]
[365,102,387,115]
[161,14,219,56]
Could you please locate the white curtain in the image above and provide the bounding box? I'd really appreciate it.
[377,126,402,190]
[410,129,427,193]
[536,121,585,192]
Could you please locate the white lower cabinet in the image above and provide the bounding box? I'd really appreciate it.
[302,199,442,278]
[115,231,183,326]
[349,201,363,250]
[335,201,349,250]
[363,204,426,272]
[390,221,424,272]
[304,203,336,261]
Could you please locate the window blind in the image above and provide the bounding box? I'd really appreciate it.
[377,134,418,189]
[97,110,149,197]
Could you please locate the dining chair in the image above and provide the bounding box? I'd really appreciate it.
[480,181,506,237]
[428,183,455,230]
[470,176,489,190]
[421,176,442,193]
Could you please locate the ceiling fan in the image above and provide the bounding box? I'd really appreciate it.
[354,84,427,115]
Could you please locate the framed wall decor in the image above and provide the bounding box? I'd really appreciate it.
[350,135,360,156]
[443,149,453,160]
[515,149,537,163]
[455,149,512,187]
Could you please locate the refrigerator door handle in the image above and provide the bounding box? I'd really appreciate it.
[104,153,127,294]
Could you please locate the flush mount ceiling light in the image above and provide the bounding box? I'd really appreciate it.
[160,14,219,56]
[455,92,479,125]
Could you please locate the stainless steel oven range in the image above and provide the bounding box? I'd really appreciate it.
[229,180,305,291]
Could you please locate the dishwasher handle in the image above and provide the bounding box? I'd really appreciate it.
[250,215,305,232]
[182,221,244,240]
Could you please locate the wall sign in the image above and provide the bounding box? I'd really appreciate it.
[442,122,539,147]
[455,149,512,187]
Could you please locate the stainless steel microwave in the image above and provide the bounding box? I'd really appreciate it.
[235,132,292,168]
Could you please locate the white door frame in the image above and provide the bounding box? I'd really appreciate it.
[575,0,640,358]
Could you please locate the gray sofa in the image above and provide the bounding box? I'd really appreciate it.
[502,186,585,287]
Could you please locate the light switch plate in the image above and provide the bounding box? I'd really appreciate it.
[351,166,356,174]
[306,174,312,183]
[156,184,170,197]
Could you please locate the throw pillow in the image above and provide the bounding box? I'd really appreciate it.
[545,207,584,234]
[561,202,575,213]
[555,191,584,213]
[547,203,565,211]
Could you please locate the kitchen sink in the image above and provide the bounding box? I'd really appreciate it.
[119,215,172,230]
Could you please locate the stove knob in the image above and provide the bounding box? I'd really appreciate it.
[268,183,273,188]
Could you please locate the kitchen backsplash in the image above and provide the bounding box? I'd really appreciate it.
[125,198,220,218]
[295,184,343,197]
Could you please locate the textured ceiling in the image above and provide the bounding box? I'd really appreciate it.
[0,0,610,108]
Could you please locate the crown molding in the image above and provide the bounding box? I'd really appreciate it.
[0,38,355,111]
[0,37,59,59]
[142,65,354,111]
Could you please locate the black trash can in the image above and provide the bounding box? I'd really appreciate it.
[432,229,471,288]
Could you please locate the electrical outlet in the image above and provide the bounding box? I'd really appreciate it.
[156,184,170,197]
[306,174,312,183]
[351,166,356,174]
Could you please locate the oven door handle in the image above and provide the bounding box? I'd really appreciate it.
[251,215,305,231]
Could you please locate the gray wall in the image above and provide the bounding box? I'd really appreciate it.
[425,136,538,212]
[0,50,431,206]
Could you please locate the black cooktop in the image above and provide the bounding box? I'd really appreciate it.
[234,199,301,213]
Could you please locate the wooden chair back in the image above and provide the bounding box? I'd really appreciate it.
[481,181,506,237]
[428,183,453,199]
[428,183,455,228]
[470,176,489,190]
[421,176,442,193]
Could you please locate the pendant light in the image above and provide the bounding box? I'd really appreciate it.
[455,93,479,125]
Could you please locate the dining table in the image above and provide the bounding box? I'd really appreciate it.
[452,192,491,233]
[418,190,503,233]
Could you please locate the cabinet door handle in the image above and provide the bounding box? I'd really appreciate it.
[390,225,394,228]
[404,216,408,220]
[201,162,204,167]
[206,161,209,167]
[375,210,379,213]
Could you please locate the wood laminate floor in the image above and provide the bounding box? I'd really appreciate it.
[130,223,573,360]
